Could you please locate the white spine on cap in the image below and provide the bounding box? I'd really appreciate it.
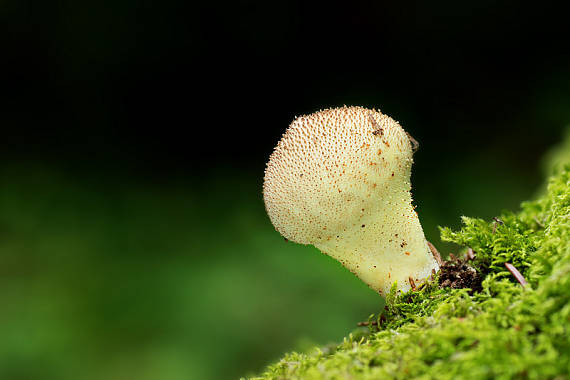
[263,106,439,295]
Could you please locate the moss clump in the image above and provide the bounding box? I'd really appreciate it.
[248,161,570,379]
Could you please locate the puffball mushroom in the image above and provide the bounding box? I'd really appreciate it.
[263,106,439,295]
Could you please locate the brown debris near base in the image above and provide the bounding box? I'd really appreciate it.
[438,250,482,294]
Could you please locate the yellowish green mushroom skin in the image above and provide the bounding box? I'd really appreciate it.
[263,106,439,295]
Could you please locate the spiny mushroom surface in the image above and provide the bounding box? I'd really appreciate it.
[263,106,439,295]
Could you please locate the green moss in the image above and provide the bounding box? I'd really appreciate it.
[247,158,570,378]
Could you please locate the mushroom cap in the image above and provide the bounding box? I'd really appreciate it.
[263,106,413,245]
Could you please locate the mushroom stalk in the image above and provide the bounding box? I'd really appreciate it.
[263,106,439,295]
[315,189,435,295]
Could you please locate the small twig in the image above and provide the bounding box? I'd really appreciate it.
[492,217,504,234]
[409,277,417,291]
[504,262,528,288]
[427,241,443,266]
[449,253,457,261]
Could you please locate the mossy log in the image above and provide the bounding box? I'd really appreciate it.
[248,139,570,380]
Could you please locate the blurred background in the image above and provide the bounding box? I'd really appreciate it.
[1,1,569,379]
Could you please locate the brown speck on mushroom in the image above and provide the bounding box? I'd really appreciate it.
[369,113,384,136]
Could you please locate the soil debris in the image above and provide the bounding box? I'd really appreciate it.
[438,249,482,294]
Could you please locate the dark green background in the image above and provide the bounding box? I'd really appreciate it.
[1,1,569,379]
